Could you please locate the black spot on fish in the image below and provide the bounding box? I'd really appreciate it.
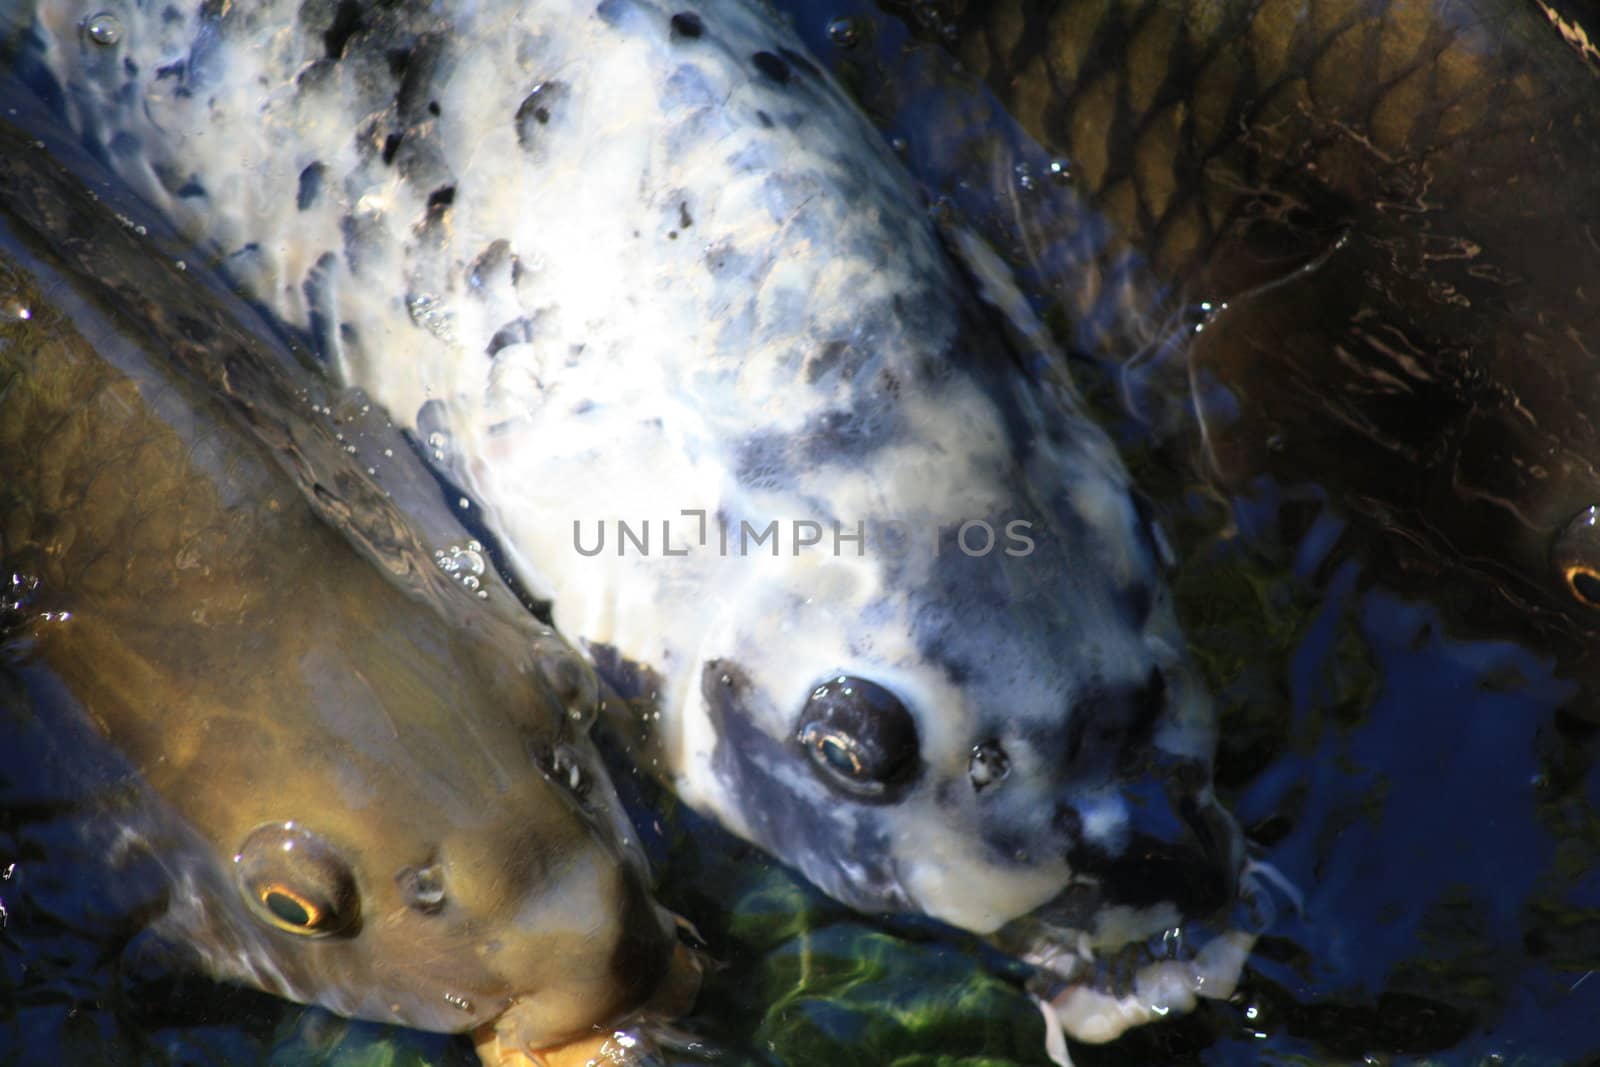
[175,177,205,199]
[302,252,341,367]
[678,201,693,229]
[703,239,746,277]
[595,0,631,25]
[776,47,820,79]
[755,109,774,128]
[225,242,262,268]
[339,211,386,277]
[387,47,412,81]
[123,57,139,77]
[428,100,440,116]
[381,132,402,166]
[751,51,790,84]
[297,162,326,211]
[469,239,514,289]
[802,407,891,463]
[396,35,451,123]
[426,185,456,212]
[322,0,363,60]
[804,340,858,384]
[515,82,569,150]
[108,130,140,158]
[487,317,537,356]
[734,433,791,490]
[670,12,703,38]
[154,60,184,81]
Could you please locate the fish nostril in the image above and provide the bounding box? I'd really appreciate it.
[969,740,1011,791]
[1053,803,1083,842]
[1062,667,1169,770]
[396,860,447,915]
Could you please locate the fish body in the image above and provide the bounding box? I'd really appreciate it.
[882,0,1600,671]
[12,0,1257,1040]
[0,118,678,1052]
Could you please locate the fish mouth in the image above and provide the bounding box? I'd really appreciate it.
[997,858,1284,1046]
[1030,922,1259,1046]
[473,940,704,1065]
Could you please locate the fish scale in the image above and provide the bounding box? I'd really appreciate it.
[914,0,1600,666]
[939,0,1556,283]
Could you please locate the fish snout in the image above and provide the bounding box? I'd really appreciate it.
[483,844,680,1046]
[1051,758,1243,926]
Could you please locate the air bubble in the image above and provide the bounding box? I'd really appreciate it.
[84,12,123,47]
[434,542,487,594]
[427,431,448,461]
[826,16,862,47]
[405,292,457,342]
[3,573,39,618]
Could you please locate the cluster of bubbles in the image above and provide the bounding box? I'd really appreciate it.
[2,573,38,628]
[405,292,457,343]
[434,540,490,599]
[1012,159,1073,192]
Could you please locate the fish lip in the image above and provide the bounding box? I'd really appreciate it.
[996,823,1273,1043]
[1012,856,1292,1045]
[474,938,703,1059]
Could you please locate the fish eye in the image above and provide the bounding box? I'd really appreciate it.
[1552,505,1600,608]
[795,675,918,798]
[234,823,359,938]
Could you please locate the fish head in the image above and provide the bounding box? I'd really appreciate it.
[130,586,677,1045]
[689,346,1243,946]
